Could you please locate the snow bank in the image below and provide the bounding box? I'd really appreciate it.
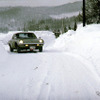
[0,31,18,45]
[52,24,100,76]
[34,31,55,47]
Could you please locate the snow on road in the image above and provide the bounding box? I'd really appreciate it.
[0,25,100,100]
[0,52,100,100]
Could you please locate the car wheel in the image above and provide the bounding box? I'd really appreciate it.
[39,46,43,52]
[17,45,21,53]
[9,44,13,52]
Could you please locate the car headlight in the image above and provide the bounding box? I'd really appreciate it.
[19,40,23,44]
[39,39,43,43]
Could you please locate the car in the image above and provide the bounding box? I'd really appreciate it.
[8,32,44,53]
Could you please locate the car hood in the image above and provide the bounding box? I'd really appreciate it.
[19,38,41,43]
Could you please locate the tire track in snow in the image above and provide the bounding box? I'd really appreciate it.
[37,52,100,100]
[1,47,100,100]
[20,53,52,100]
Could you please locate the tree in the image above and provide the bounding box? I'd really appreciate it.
[45,25,49,30]
[86,0,100,24]
[53,29,61,38]
[74,21,77,31]
[68,25,71,30]
[64,26,68,33]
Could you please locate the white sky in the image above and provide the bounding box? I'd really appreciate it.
[0,0,82,7]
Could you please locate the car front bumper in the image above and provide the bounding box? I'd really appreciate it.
[18,43,44,49]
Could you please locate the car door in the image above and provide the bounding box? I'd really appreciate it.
[11,34,18,48]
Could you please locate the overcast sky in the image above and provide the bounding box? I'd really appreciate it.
[0,0,82,7]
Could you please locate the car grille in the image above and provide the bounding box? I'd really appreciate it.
[24,44,36,46]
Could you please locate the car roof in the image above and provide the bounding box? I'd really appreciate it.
[15,32,34,34]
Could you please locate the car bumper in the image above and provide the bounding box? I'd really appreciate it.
[18,43,43,49]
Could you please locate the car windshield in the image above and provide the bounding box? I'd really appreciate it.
[16,33,37,39]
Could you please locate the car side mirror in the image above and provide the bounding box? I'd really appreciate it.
[13,36,17,39]
[39,37,41,39]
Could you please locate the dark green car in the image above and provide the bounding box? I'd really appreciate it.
[8,32,44,53]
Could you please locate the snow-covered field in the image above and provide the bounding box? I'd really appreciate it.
[0,24,100,100]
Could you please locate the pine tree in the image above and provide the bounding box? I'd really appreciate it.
[45,25,49,30]
[74,21,77,31]
[86,0,100,24]
[64,26,68,33]
[68,25,71,30]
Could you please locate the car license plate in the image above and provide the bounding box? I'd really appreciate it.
[30,46,35,50]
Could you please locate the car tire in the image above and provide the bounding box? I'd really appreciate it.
[17,45,21,53]
[9,44,13,52]
[39,46,43,52]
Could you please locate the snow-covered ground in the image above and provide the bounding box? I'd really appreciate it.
[0,24,100,100]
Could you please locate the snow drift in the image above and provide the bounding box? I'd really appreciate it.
[51,24,100,76]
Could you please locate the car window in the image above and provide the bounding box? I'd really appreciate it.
[16,33,37,39]
[12,35,17,39]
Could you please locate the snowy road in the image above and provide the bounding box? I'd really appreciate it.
[0,25,100,100]
[0,50,100,100]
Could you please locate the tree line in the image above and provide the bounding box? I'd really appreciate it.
[23,13,82,38]
[85,0,100,24]
[1,0,99,37]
